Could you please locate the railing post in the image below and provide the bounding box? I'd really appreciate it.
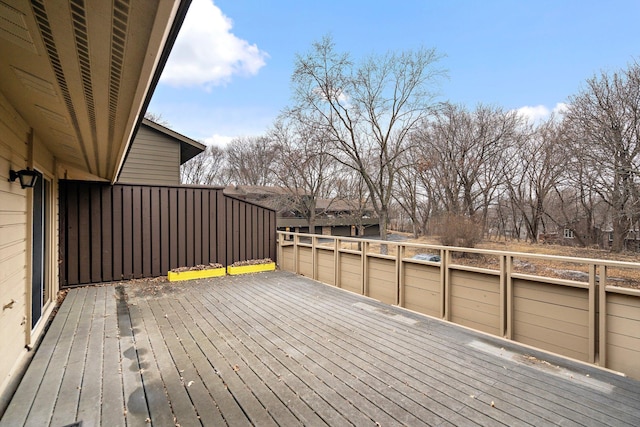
[500,254,506,338]
[598,264,607,367]
[334,237,340,288]
[362,241,368,296]
[293,233,299,275]
[442,249,449,320]
[396,244,403,306]
[312,235,317,280]
[588,263,597,363]
[505,255,513,340]
[276,232,282,269]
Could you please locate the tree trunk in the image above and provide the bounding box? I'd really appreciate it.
[611,218,627,252]
[379,208,388,255]
[379,208,388,240]
[308,200,317,235]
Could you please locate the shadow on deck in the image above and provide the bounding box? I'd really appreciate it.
[2,271,640,426]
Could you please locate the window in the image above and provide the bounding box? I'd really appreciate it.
[563,229,574,239]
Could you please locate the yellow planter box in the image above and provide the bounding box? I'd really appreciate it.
[227,262,276,276]
[167,267,226,282]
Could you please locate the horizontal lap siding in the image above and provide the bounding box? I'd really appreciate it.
[60,182,276,287]
[0,93,30,396]
[606,293,640,377]
[316,248,335,285]
[297,246,313,278]
[339,252,362,294]
[280,246,295,272]
[513,279,589,362]
[367,257,396,305]
[450,269,501,336]
[117,127,180,186]
[403,262,441,318]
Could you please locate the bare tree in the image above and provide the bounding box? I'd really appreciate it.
[225,136,278,186]
[270,113,336,233]
[290,35,445,241]
[144,111,170,127]
[180,144,227,185]
[563,63,640,251]
[503,116,566,242]
[394,143,435,237]
[333,165,373,236]
[413,103,524,234]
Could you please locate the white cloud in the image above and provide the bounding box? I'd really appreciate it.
[204,134,234,147]
[516,105,550,123]
[516,103,568,124]
[160,0,268,88]
[552,102,568,115]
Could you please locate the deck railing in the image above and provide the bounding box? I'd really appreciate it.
[277,232,640,380]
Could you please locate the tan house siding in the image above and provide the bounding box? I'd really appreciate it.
[0,93,57,400]
[118,126,181,185]
[0,93,31,398]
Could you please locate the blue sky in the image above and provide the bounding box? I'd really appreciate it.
[149,0,640,145]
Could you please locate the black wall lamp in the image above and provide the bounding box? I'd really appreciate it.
[9,168,39,189]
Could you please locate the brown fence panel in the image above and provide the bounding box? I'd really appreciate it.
[59,181,277,287]
[224,195,277,266]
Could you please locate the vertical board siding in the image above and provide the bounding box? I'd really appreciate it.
[605,293,640,378]
[513,279,590,362]
[59,181,276,287]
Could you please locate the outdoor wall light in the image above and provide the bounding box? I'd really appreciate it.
[9,168,39,189]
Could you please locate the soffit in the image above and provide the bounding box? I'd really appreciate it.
[0,0,183,181]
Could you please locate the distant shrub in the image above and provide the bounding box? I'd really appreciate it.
[436,215,482,248]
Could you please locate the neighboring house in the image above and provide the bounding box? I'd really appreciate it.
[118,118,205,186]
[602,228,640,252]
[0,0,191,404]
[224,185,380,237]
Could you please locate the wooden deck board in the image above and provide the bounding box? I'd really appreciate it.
[269,282,576,425]
[77,287,106,425]
[179,293,343,426]
[270,274,631,426]
[26,288,91,427]
[172,294,329,427]
[48,287,96,427]
[209,282,442,426]
[194,288,373,425]
[126,298,175,426]
[2,271,640,427]
[152,295,279,427]
[137,298,203,427]
[100,286,126,427]
[182,291,353,426]
[0,289,79,427]
[115,286,151,424]
[161,297,252,426]
[215,276,509,427]
[153,298,227,427]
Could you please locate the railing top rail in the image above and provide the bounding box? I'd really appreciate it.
[277,231,640,269]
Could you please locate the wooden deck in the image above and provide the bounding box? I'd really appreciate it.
[2,271,640,426]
